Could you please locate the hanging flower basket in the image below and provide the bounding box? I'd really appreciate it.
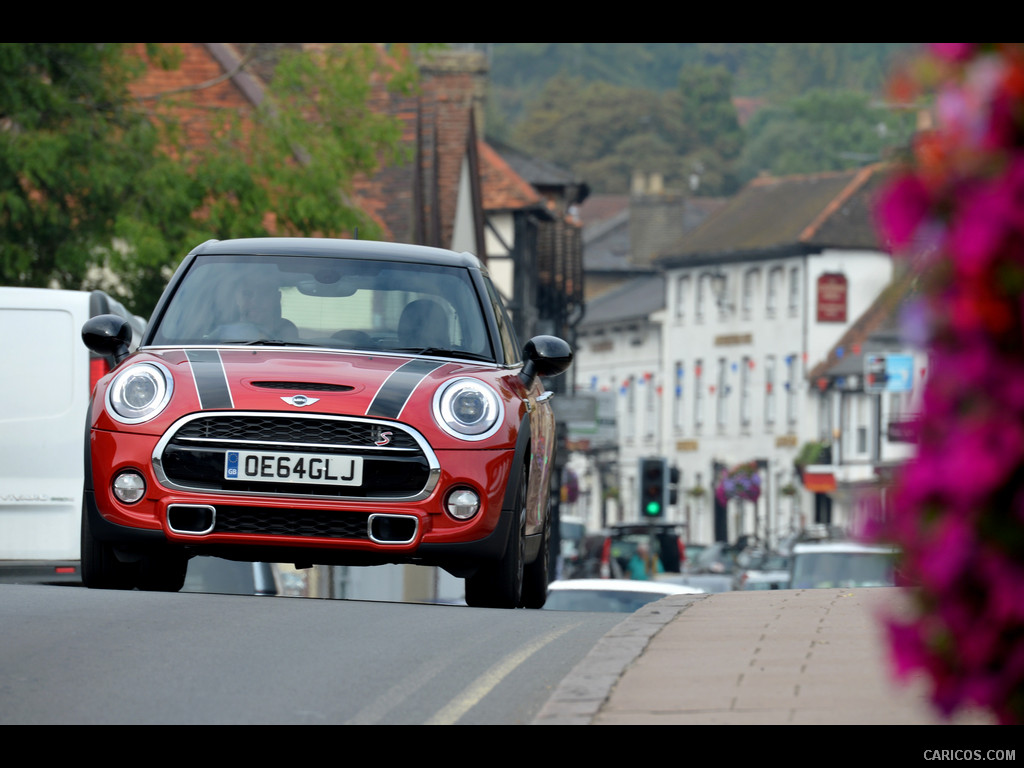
[715,462,761,506]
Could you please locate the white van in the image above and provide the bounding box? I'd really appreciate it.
[0,287,144,583]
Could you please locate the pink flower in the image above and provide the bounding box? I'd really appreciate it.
[876,173,933,249]
[930,43,978,62]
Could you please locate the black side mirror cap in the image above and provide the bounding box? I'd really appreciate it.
[520,335,573,386]
[82,314,134,365]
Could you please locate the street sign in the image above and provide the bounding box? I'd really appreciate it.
[864,354,915,393]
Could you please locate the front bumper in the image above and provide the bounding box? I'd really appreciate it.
[87,415,518,572]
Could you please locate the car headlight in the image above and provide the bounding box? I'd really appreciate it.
[433,378,503,440]
[106,362,174,424]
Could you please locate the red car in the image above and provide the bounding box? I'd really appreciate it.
[80,238,572,608]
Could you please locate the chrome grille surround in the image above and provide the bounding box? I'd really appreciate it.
[152,411,440,502]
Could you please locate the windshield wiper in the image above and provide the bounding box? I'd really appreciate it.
[394,347,492,362]
[234,339,318,347]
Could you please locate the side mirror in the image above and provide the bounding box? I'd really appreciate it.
[520,335,573,386]
[82,314,134,365]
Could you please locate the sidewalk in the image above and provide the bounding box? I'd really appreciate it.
[534,587,995,725]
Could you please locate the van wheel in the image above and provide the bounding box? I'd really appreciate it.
[80,498,138,590]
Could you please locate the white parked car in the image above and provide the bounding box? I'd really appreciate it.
[543,578,703,613]
[790,541,897,589]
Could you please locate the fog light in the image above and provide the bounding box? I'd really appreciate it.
[445,488,480,520]
[112,470,146,504]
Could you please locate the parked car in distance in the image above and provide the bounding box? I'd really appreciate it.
[734,551,791,590]
[0,287,145,584]
[790,541,897,589]
[543,578,703,613]
[80,237,573,609]
[688,541,742,575]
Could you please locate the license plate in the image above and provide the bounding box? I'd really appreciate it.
[225,450,363,486]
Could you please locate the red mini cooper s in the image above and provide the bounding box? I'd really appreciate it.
[81,238,572,608]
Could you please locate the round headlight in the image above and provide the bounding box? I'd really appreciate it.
[433,378,503,440]
[106,362,173,424]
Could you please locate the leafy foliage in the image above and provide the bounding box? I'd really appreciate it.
[486,43,919,195]
[0,43,416,314]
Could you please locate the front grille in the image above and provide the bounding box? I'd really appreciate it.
[155,413,438,502]
[212,505,371,539]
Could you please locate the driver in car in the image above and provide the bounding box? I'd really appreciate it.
[233,274,299,341]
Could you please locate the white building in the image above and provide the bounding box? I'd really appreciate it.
[573,165,896,548]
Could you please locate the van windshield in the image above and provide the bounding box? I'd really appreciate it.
[791,550,894,589]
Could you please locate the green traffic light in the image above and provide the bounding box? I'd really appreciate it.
[645,501,661,515]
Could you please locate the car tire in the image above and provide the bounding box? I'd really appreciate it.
[465,467,526,609]
[80,497,138,590]
[135,549,188,592]
[520,505,549,609]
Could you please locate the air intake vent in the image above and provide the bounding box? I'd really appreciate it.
[251,381,354,392]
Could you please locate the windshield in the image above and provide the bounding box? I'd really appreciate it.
[151,253,494,361]
[791,550,894,589]
[544,588,671,613]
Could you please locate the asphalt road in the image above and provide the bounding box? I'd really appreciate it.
[0,584,622,725]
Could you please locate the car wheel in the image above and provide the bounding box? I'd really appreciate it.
[80,497,138,590]
[520,505,549,609]
[465,467,526,609]
[135,549,188,592]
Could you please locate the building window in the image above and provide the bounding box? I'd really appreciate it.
[788,265,801,317]
[767,267,783,318]
[742,269,759,320]
[740,356,752,428]
[696,274,709,323]
[694,359,704,431]
[675,275,690,324]
[845,394,871,459]
[786,354,799,426]
[716,357,729,429]
[673,361,685,434]
[644,373,657,440]
[625,375,636,443]
[765,355,776,428]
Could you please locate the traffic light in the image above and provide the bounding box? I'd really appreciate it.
[639,457,668,517]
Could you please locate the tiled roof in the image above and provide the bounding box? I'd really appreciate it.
[478,141,542,212]
[581,273,665,326]
[658,164,888,264]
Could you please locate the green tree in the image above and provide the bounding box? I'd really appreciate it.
[737,88,916,183]
[0,43,417,314]
[511,70,743,195]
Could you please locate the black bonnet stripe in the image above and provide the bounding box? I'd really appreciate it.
[367,359,444,419]
[186,349,234,409]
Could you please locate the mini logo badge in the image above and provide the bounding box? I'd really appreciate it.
[281,395,319,408]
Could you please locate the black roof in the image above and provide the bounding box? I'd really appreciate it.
[188,237,484,271]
